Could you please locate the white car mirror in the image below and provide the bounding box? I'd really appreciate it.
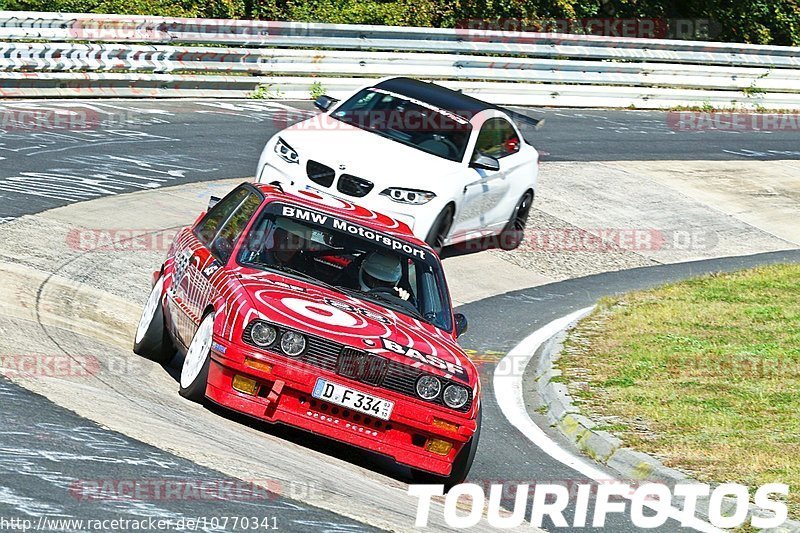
[470,154,500,172]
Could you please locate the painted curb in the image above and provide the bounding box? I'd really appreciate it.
[534,310,800,533]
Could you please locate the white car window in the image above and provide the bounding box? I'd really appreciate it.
[473,118,521,160]
[331,88,472,162]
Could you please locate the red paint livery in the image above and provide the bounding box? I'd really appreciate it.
[134,183,481,484]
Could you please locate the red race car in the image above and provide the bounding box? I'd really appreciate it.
[134,182,481,485]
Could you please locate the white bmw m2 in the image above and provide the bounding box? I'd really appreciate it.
[256,77,540,252]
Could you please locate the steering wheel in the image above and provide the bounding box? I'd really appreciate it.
[419,134,459,159]
[367,286,419,315]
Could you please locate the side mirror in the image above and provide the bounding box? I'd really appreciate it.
[208,195,221,211]
[454,313,468,338]
[470,154,500,172]
[314,95,338,112]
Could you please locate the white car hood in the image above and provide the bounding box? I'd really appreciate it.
[279,116,462,191]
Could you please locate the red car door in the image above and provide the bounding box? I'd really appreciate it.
[168,185,263,348]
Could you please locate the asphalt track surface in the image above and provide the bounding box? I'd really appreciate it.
[1,99,799,531]
[0,377,379,532]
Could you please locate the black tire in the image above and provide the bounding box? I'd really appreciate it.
[425,205,455,254]
[411,406,482,490]
[499,191,534,251]
[133,276,174,365]
[179,312,214,403]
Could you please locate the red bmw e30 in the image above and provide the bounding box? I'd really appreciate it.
[134,182,480,485]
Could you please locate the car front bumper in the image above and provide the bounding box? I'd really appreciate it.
[205,339,478,476]
[257,159,445,244]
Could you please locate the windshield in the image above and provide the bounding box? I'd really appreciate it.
[237,202,454,332]
[330,87,472,162]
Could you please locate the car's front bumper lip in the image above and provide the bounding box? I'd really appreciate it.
[205,341,478,476]
[256,159,452,240]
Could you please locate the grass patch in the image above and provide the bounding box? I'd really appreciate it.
[560,264,800,519]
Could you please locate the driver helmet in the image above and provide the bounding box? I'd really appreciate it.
[359,252,402,291]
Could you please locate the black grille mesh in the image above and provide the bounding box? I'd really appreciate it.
[336,174,374,198]
[306,160,335,187]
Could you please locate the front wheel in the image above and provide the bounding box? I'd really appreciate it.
[499,191,534,251]
[179,312,214,403]
[425,205,454,254]
[133,276,174,364]
[411,406,482,490]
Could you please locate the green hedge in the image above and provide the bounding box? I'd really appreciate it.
[5,0,800,45]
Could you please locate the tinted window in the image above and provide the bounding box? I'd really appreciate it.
[330,87,473,162]
[473,118,520,159]
[238,204,453,332]
[196,187,250,246]
[210,193,262,262]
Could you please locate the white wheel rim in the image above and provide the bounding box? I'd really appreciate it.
[135,277,164,344]
[181,314,214,389]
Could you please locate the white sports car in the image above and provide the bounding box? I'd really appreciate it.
[256,77,540,252]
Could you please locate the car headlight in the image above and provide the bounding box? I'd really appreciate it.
[274,137,299,164]
[416,375,441,400]
[443,384,469,409]
[249,322,277,348]
[280,330,306,356]
[380,188,436,205]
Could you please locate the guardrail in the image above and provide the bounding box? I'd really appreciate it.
[1,10,799,108]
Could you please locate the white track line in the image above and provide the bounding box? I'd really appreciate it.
[493,307,723,533]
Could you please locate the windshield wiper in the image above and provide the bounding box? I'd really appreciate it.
[249,262,336,290]
[256,262,314,280]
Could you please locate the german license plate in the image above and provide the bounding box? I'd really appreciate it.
[312,378,394,421]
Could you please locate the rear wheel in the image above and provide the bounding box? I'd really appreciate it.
[133,276,174,364]
[500,191,533,250]
[425,205,454,254]
[411,406,482,490]
[179,312,214,403]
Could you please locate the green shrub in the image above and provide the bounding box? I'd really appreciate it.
[309,81,326,99]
